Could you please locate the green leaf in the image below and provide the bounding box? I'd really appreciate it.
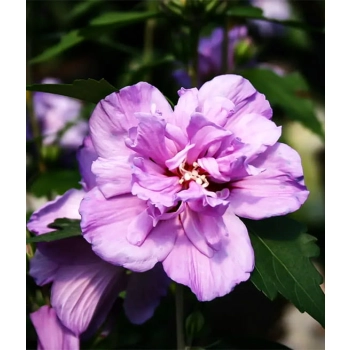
[185,311,205,343]
[29,11,158,64]
[240,68,324,139]
[66,0,102,22]
[226,5,263,18]
[244,217,325,327]
[30,30,84,64]
[26,78,117,104]
[226,6,323,32]
[29,169,81,197]
[26,218,82,243]
[89,11,158,27]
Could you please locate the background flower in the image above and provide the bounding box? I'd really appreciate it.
[250,0,292,36]
[30,78,88,150]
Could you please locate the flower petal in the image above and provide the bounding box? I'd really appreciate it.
[198,74,255,108]
[165,123,188,151]
[200,96,235,126]
[127,209,154,246]
[186,113,231,163]
[131,157,181,207]
[89,82,173,158]
[123,263,170,324]
[162,209,254,301]
[92,156,133,198]
[77,136,98,191]
[181,208,215,258]
[198,74,272,120]
[80,188,179,271]
[229,142,309,219]
[29,250,59,286]
[197,157,230,182]
[225,113,281,160]
[30,306,79,350]
[171,88,199,130]
[27,189,84,235]
[125,114,173,165]
[51,259,125,336]
[233,91,273,119]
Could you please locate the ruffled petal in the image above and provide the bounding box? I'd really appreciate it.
[225,113,281,160]
[92,156,133,198]
[89,82,173,158]
[51,258,126,335]
[165,123,188,151]
[177,182,230,217]
[232,91,273,119]
[198,74,272,120]
[197,157,230,182]
[77,135,98,191]
[186,113,231,163]
[229,142,309,219]
[200,96,235,126]
[162,209,254,301]
[30,305,79,350]
[131,157,181,207]
[125,114,174,165]
[171,88,199,130]
[123,263,170,324]
[27,189,84,235]
[80,188,179,271]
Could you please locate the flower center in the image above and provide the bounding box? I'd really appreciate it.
[178,161,209,188]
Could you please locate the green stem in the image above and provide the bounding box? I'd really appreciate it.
[143,0,157,82]
[188,26,200,87]
[27,5,46,173]
[221,18,229,74]
[175,283,185,350]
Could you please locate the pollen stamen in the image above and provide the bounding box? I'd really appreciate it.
[178,161,209,188]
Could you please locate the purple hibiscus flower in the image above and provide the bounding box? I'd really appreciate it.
[28,136,170,337]
[250,0,292,36]
[30,305,79,350]
[174,26,248,88]
[79,74,309,302]
[31,78,88,149]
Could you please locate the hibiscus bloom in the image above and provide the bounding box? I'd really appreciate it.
[79,74,309,301]
[250,0,291,36]
[31,78,88,149]
[28,136,170,337]
[30,305,79,350]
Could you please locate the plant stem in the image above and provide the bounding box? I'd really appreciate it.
[222,18,229,74]
[27,4,46,173]
[188,26,200,87]
[175,283,185,350]
[143,0,157,82]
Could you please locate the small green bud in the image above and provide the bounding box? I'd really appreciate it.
[41,144,60,162]
[234,38,257,67]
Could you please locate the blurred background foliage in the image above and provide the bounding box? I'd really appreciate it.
[26,0,325,349]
